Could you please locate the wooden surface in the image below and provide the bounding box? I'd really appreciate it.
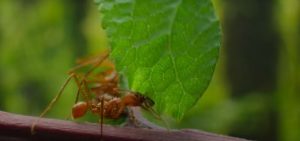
[0,111,249,141]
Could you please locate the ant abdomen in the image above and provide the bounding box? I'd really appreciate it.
[72,101,88,119]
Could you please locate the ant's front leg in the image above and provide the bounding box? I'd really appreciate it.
[126,107,145,128]
[124,107,168,130]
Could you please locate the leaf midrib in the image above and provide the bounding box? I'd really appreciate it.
[166,0,187,117]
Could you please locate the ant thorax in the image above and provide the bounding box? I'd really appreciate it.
[90,93,123,119]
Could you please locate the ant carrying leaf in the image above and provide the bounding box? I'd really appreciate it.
[31,52,168,138]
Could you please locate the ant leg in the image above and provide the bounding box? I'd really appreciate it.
[127,107,144,128]
[68,53,108,119]
[143,106,170,131]
[68,53,109,75]
[68,74,91,120]
[72,73,91,105]
[65,73,84,120]
[84,53,109,77]
[73,74,82,104]
[82,79,92,101]
[69,52,111,118]
[69,77,92,120]
[73,74,92,104]
[72,53,109,103]
[31,73,76,134]
[68,58,100,74]
[100,97,104,139]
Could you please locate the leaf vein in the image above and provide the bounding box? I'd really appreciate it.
[166,0,187,117]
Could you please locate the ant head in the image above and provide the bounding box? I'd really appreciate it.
[133,92,155,107]
[143,96,155,107]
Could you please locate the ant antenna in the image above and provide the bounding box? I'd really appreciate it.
[142,106,170,131]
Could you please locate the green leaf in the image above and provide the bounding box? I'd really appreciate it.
[96,0,221,120]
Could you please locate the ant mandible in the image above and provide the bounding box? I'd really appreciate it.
[30,52,164,137]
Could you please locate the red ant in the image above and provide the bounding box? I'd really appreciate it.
[31,53,166,137]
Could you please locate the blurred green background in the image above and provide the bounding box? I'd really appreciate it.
[0,0,299,141]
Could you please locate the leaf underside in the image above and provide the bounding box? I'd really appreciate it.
[96,0,221,120]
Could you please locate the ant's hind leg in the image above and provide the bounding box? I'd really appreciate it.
[65,73,82,120]
[73,74,84,104]
[66,74,90,120]
[31,73,76,134]
[68,53,109,75]
[68,76,92,120]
